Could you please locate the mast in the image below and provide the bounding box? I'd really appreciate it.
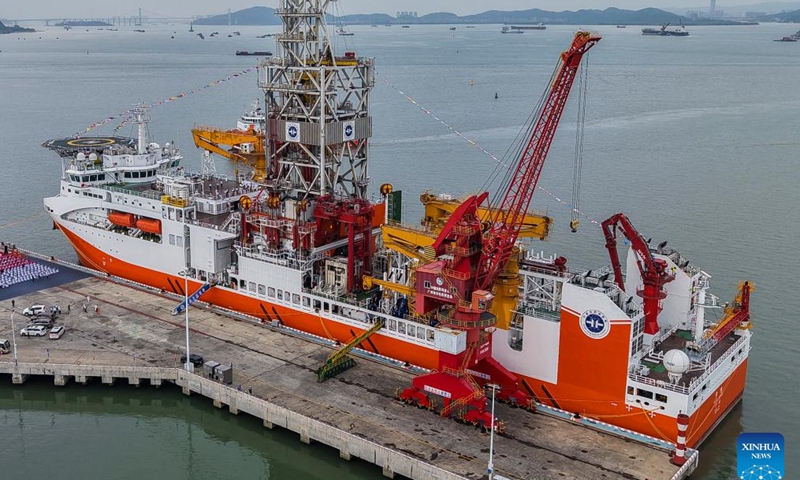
[260,0,375,200]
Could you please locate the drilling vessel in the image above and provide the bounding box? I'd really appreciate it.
[43,0,751,449]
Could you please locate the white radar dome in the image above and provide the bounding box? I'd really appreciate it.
[663,349,691,374]
[88,153,97,161]
[76,152,86,161]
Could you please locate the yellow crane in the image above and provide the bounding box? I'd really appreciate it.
[316,319,385,382]
[191,126,267,182]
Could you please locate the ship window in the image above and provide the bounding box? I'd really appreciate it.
[292,294,300,305]
[424,280,431,288]
[176,236,183,247]
[398,322,406,334]
[428,329,434,342]
[627,386,634,395]
[313,299,321,311]
[655,393,668,403]
[90,175,97,182]
[132,171,139,179]
[324,302,329,312]
[169,234,175,245]
[388,319,397,331]
[417,328,425,340]
[408,325,416,337]
[248,282,256,292]
[99,174,105,180]
[277,290,283,300]
[258,284,265,296]
[268,287,275,298]
[302,297,310,308]
[636,388,653,399]
[240,279,245,289]
[124,172,131,179]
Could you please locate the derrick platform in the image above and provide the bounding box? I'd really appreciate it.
[0,255,697,480]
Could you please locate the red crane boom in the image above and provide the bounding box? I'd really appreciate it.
[601,213,675,335]
[476,31,601,291]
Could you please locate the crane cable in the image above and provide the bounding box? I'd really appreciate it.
[571,57,589,233]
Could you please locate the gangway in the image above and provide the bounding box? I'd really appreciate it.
[172,282,212,315]
[316,319,385,382]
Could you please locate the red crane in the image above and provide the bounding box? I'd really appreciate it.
[601,213,675,335]
[476,31,601,291]
[400,31,601,428]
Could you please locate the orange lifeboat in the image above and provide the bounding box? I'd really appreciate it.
[136,218,162,235]
[108,211,136,228]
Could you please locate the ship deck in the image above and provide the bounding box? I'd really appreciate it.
[645,329,740,388]
[0,257,694,480]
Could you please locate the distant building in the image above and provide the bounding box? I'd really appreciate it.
[710,0,716,18]
[396,11,418,18]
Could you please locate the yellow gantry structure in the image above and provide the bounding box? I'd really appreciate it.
[371,192,550,329]
[191,127,267,182]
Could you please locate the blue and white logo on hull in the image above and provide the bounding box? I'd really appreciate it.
[580,309,610,339]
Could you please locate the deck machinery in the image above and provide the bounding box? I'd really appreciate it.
[237,0,378,295]
[396,32,601,428]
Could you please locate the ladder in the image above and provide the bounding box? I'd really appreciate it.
[316,319,385,382]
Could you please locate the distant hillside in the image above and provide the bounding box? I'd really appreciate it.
[0,20,34,34]
[758,8,800,21]
[194,6,752,26]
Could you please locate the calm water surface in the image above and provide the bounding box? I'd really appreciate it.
[0,21,798,479]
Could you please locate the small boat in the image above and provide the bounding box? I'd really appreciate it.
[337,27,354,36]
[401,25,410,28]
[501,26,524,34]
[235,51,273,56]
[510,23,546,30]
[449,27,456,31]
[197,33,204,39]
[466,26,476,29]
[616,25,627,28]
[774,36,798,42]
[189,23,194,32]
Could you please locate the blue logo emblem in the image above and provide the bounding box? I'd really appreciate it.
[579,309,610,339]
[344,124,354,137]
[288,125,298,138]
[737,433,783,479]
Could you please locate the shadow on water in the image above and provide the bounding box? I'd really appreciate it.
[693,402,744,480]
[0,375,384,480]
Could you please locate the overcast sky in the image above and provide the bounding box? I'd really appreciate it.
[3,1,707,20]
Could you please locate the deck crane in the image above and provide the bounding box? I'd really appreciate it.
[397,31,601,427]
[600,213,675,335]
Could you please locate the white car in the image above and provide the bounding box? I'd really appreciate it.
[20,325,48,337]
[49,326,66,340]
[23,305,47,317]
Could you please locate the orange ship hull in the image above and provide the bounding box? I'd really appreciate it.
[58,224,441,370]
[58,223,747,447]
[518,358,748,447]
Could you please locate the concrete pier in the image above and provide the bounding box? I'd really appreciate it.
[0,263,698,480]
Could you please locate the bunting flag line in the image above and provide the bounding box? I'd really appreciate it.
[380,75,600,227]
[75,65,259,137]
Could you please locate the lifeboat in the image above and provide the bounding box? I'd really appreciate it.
[136,218,162,235]
[108,211,136,228]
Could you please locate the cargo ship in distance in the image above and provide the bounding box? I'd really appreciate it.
[43,0,750,449]
[642,23,690,36]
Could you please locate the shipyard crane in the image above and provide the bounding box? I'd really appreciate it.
[600,213,675,335]
[398,31,601,427]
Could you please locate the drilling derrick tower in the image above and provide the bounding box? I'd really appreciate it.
[260,0,374,200]
[243,0,377,295]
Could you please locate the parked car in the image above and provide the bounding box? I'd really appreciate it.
[30,318,54,329]
[180,353,205,367]
[22,305,46,317]
[49,326,66,339]
[20,325,48,337]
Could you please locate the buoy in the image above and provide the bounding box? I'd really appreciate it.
[495,92,498,99]
[469,79,474,86]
